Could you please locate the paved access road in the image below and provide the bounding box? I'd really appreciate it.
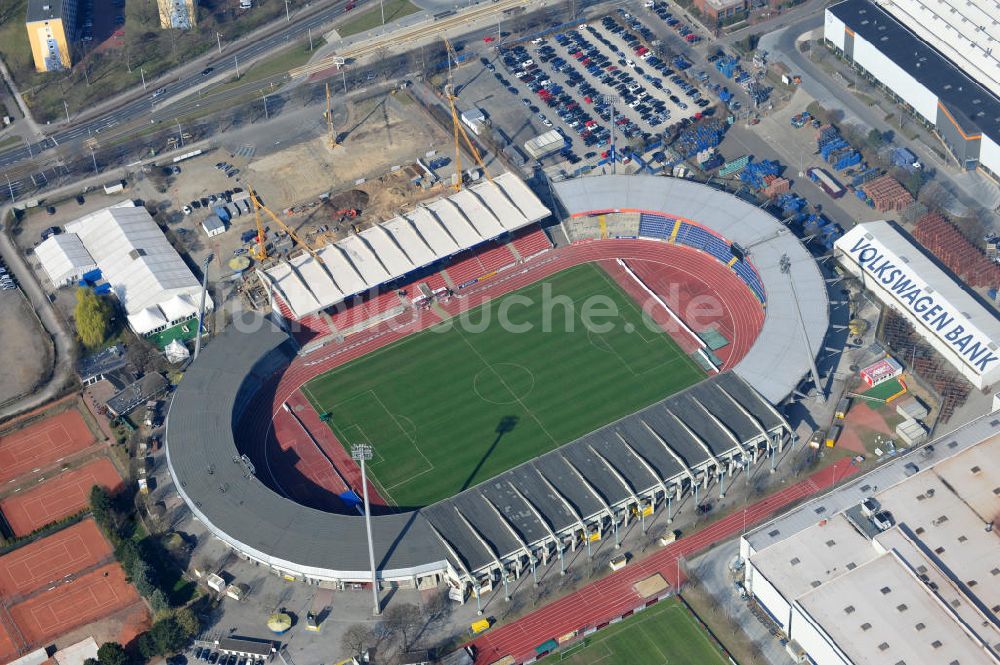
[469,457,859,665]
[0,0,361,171]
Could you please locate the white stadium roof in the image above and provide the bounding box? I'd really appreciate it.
[35,232,97,286]
[65,203,212,335]
[877,0,1000,98]
[552,175,829,405]
[263,173,550,319]
[835,221,1000,388]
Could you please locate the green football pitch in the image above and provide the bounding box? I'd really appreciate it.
[538,598,729,665]
[303,263,705,507]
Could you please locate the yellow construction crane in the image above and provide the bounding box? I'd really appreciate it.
[442,37,493,191]
[324,82,338,149]
[247,185,327,266]
[248,185,268,261]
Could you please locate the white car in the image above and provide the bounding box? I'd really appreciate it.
[182,205,192,215]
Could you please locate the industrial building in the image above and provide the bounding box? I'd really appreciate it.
[741,423,1000,665]
[25,0,76,72]
[825,0,1000,179]
[157,0,196,28]
[35,202,213,341]
[875,0,1000,99]
[834,221,1000,389]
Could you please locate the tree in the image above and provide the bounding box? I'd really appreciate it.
[148,615,187,654]
[148,588,170,613]
[174,607,200,638]
[97,642,129,665]
[90,485,113,527]
[867,128,885,149]
[74,287,113,349]
[341,624,372,657]
[383,603,422,651]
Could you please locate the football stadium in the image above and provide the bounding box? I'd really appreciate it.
[166,173,828,601]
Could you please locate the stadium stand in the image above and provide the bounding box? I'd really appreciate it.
[639,212,673,240]
[443,252,487,288]
[510,228,552,259]
[477,242,519,274]
[733,261,766,304]
[421,271,449,293]
[329,290,405,332]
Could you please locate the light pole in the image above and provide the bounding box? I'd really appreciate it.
[235,55,240,78]
[217,32,223,54]
[379,0,385,28]
[63,100,70,122]
[140,66,147,91]
[175,118,183,147]
[602,94,618,174]
[261,91,269,120]
[4,174,14,202]
[90,147,98,175]
[284,0,290,21]
[193,253,212,360]
[352,444,380,616]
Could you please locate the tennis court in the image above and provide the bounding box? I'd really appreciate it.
[0,458,123,536]
[0,410,96,485]
[0,519,113,597]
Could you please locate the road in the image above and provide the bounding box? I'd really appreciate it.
[759,13,1000,213]
[0,0,363,171]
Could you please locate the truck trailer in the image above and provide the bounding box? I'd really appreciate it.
[807,167,845,198]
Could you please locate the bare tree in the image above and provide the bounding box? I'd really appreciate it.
[341,624,372,658]
[383,603,422,652]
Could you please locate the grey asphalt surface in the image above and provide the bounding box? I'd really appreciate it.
[0,0,361,171]
[759,13,1000,215]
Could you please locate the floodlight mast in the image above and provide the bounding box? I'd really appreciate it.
[352,443,380,615]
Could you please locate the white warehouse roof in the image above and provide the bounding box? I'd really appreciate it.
[65,203,213,335]
[263,172,549,319]
[835,221,1000,388]
[877,0,1000,98]
[35,233,97,286]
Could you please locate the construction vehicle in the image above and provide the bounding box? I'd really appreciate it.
[247,185,328,268]
[333,208,357,222]
[442,37,493,192]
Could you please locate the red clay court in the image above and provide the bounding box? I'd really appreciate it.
[0,519,113,598]
[0,613,18,663]
[9,563,140,645]
[0,458,123,536]
[0,410,96,485]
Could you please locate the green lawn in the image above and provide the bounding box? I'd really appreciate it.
[337,0,421,37]
[304,263,705,507]
[539,598,729,665]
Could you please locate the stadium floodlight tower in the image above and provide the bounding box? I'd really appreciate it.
[780,253,825,404]
[351,443,381,616]
[602,94,619,174]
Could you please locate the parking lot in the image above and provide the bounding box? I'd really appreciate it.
[454,3,723,172]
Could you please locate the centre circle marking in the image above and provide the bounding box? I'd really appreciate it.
[473,363,536,404]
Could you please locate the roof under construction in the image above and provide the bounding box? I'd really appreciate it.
[262,173,550,320]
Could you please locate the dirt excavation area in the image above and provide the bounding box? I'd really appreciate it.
[248,93,452,210]
[0,290,52,406]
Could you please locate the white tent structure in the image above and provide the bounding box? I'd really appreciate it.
[63,202,213,336]
[35,233,98,286]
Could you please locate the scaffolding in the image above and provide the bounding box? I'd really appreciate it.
[878,309,971,423]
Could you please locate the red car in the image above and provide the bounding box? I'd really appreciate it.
[483,36,495,42]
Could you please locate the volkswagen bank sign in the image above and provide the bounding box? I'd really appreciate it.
[836,223,1000,385]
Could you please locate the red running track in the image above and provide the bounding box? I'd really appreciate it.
[239,239,765,507]
[469,458,859,665]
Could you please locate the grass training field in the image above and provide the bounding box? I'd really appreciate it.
[304,263,705,506]
[539,598,729,665]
